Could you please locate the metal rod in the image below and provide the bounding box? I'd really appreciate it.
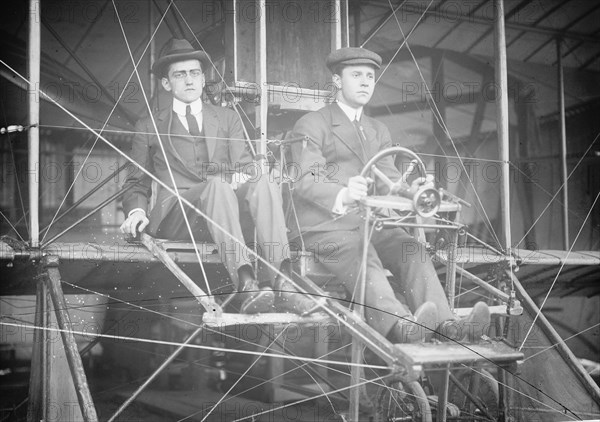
[509,271,600,405]
[26,278,49,421]
[556,39,570,250]
[140,233,219,315]
[41,184,135,247]
[45,256,99,422]
[494,0,512,254]
[149,1,156,100]
[332,0,342,51]
[342,0,350,48]
[437,364,450,422]
[40,162,129,236]
[353,1,361,47]
[28,0,40,247]
[350,207,372,422]
[448,372,494,420]
[445,213,460,311]
[435,262,510,303]
[107,327,204,422]
[257,0,267,169]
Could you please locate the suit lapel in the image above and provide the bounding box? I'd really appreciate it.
[202,104,218,161]
[165,111,193,169]
[330,104,366,164]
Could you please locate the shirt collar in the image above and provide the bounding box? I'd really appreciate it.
[336,101,363,122]
[172,97,203,115]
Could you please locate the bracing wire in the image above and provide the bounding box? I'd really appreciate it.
[381,0,504,250]
[40,1,173,244]
[112,0,213,295]
[519,191,600,351]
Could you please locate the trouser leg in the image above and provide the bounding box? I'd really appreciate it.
[303,230,411,337]
[238,176,291,279]
[155,179,250,288]
[373,228,455,322]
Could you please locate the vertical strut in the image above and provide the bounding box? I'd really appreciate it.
[493,0,512,254]
[556,39,570,249]
[45,256,99,422]
[28,0,40,247]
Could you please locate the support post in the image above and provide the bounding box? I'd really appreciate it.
[556,38,570,249]
[332,0,343,50]
[349,207,372,422]
[493,0,512,254]
[256,0,267,169]
[44,255,98,422]
[28,0,40,247]
[437,364,450,422]
[149,1,156,100]
[27,275,50,421]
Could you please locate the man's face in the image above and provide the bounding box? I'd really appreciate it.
[161,59,204,103]
[334,65,376,109]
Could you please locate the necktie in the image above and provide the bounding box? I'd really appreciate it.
[353,118,368,157]
[185,105,201,136]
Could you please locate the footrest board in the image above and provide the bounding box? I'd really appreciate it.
[394,340,523,367]
[202,311,332,327]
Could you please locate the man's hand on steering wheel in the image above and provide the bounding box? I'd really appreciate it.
[341,175,374,205]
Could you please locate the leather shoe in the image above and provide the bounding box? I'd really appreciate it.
[275,283,322,315]
[274,260,321,315]
[238,265,274,314]
[388,301,438,344]
[436,302,490,343]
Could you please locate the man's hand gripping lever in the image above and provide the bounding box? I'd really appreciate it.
[120,209,149,243]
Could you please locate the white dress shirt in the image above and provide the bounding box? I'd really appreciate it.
[172,97,203,133]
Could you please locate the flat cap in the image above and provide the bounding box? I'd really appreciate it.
[326,47,382,72]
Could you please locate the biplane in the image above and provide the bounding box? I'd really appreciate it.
[1,0,599,421]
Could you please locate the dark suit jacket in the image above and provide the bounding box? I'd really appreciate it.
[122,102,250,233]
[288,103,402,234]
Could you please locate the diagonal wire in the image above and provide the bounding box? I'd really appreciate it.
[0,209,26,242]
[370,0,434,84]
[519,191,600,351]
[40,2,173,243]
[367,2,501,248]
[515,131,600,248]
[230,374,391,422]
[170,1,258,147]
[384,0,503,249]
[464,364,581,420]
[112,0,212,295]
[523,322,600,363]
[0,60,334,332]
[508,160,600,241]
[0,321,388,371]
[195,328,289,422]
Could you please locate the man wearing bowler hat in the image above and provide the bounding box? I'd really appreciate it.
[121,39,313,314]
[288,47,490,343]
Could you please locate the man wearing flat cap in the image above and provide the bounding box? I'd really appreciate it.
[288,47,490,343]
[121,38,313,314]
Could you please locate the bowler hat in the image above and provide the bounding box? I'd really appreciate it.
[152,38,211,76]
[326,47,382,72]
